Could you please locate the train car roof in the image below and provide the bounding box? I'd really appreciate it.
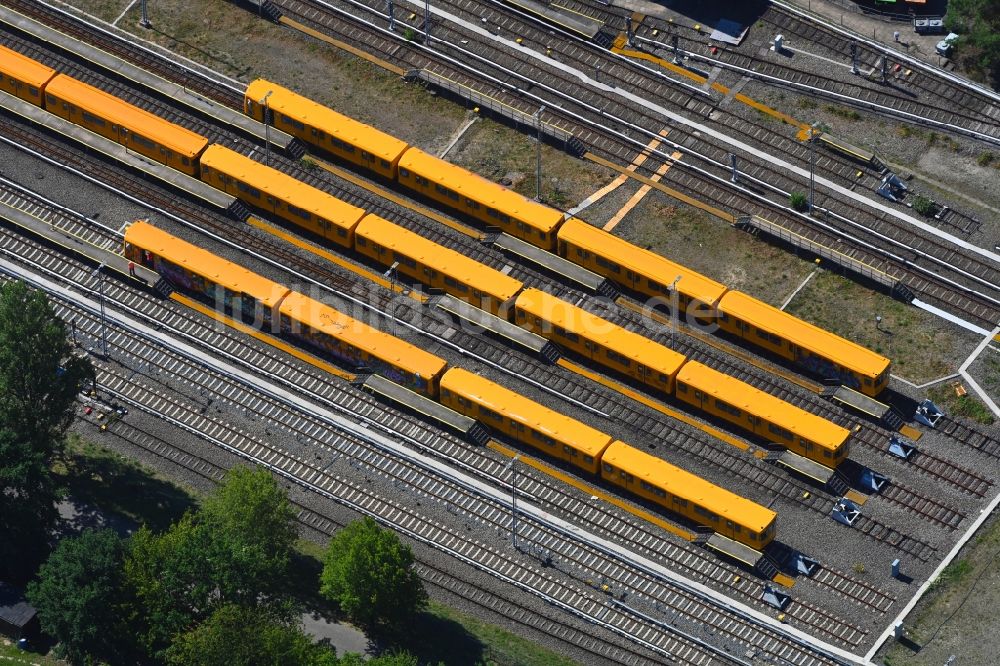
[515,289,686,377]
[677,361,850,449]
[718,290,890,380]
[0,44,57,88]
[246,79,409,163]
[356,214,524,301]
[602,441,776,532]
[398,147,565,234]
[441,368,614,458]
[45,74,208,159]
[557,218,728,307]
[279,291,448,381]
[200,145,367,225]
[124,221,289,307]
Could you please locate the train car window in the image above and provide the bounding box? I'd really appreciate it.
[444,276,458,288]
[531,430,556,446]
[715,399,741,417]
[423,268,437,278]
[81,111,106,127]
[672,497,688,507]
[574,248,589,259]
[747,531,757,541]
[499,213,511,224]
[399,167,410,178]
[693,505,718,522]
[719,313,729,322]
[337,228,347,237]
[415,175,429,186]
[480,407,502,422]
[606,348,631,368]
[287,204,312,221]
[132,134,156,150]
[554,327,579,343]
[602,463,614,473]
[562,445,575,456]
[509,420,524,432]
[822,450,832,458]
[380,159,390,169]
[583,455,594,464]
[464,199,480,209]
[768,423,793,440]
[45,94,56,105]
[361,151,374,162]
[356,237,367,247]
[864,378,872,386]
[726,520,735,529]
[487,207,499,219]
[236,181,262,199]
[182,157,190,166]
[595,256,620,273]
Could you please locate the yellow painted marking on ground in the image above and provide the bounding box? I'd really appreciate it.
[611,46,811,134]
[844,489,869,506]
[312,158,484,240]
[280,17,405,75]
[995,333,1000,343]
[615,298,824,394]
[772,573,796,588]
[585,152,734,223]
[753,450,767,459]
[578,130,669,213]
[604,149,683,232]
[556,357,751,452]
[171,293,356,381]
[487,440,696,541]
[245,216,427,302]
[899,424,923,442]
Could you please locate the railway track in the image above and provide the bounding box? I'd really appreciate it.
[0,244,860,666]
[85,400,673,666]
[0,174,900,656]
[269,0,1000,331]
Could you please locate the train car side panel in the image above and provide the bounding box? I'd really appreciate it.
[397,148,564,250]
[43,74,208,175]
[717,290,890,396]
[513,289,684,393]
[556,218,727,317]
[0,44,57,105]
[354,214,524,315]
[278,292,447,396]
[244,79,409,179]
[124,221,289,328]
[600,441,776,548]
[199,145,365,248]
[439,368,611,473]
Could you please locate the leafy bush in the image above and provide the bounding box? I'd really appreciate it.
[790,191,809,212]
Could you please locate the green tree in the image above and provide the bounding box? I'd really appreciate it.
[0,281,93,576]
[199,465,298,605]
[124,467,300,657]
[26,529,130,665]
[320,517,427,634]
[165,604,338,666]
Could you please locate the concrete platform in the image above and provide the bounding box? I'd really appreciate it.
[0,90,245,219]
[491,232,618,298]
[361,374,490,445]
[434,294,560,362]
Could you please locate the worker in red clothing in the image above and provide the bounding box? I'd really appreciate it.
[128,260,136,277]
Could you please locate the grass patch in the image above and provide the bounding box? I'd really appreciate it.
[0,641,65,666]
[785,271,977,384]
[825,105,861,121]
[54,434,196,531]
[930,559,972,591]
[978,151,995,166]
[928,386,996,426]
[409,602,581,666]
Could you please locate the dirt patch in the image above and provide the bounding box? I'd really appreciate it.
[615,191,816,306]
[784,270,982,384]
[447,118,613,209]
[877,511,1000,666]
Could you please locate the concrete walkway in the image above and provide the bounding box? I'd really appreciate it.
[301,613,370,657]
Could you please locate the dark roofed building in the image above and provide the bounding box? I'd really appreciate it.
[0,582,39,640]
